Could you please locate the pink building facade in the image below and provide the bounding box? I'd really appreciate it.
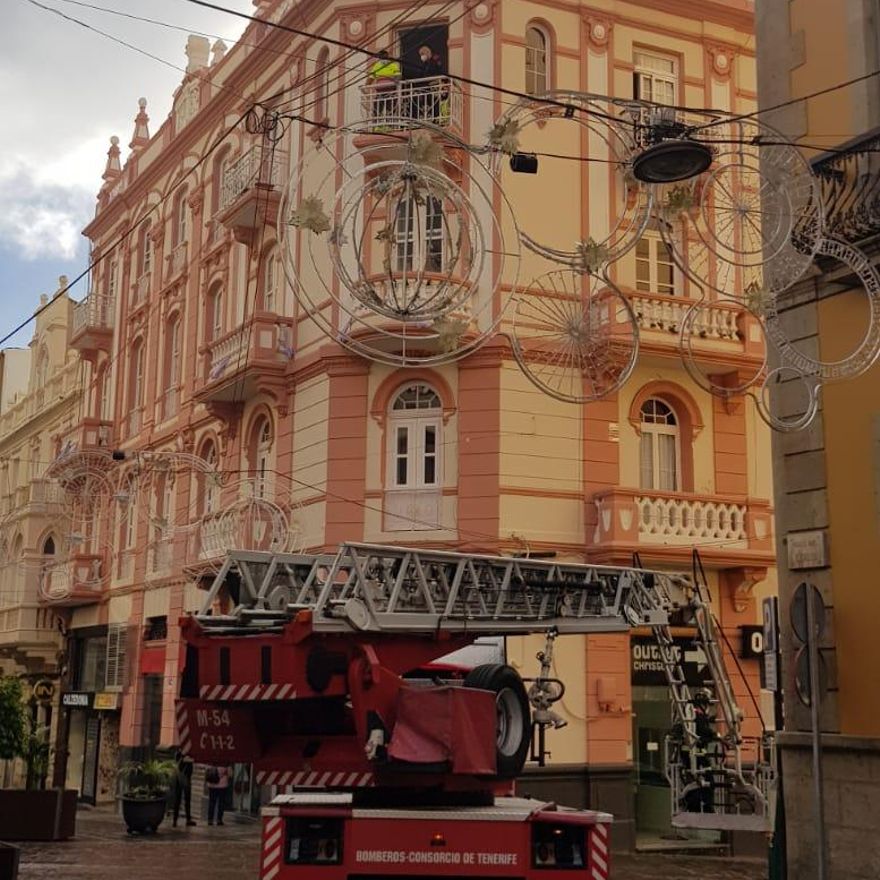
[54,0,772,845]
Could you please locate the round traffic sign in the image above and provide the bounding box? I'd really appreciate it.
[790,582,825,644]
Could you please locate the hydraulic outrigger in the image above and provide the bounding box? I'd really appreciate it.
[176,542,774,837]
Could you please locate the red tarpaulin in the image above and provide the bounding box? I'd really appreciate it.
[387,686,496,775]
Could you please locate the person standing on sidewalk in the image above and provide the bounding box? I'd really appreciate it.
[172,749,196,827]
[205,764,230,826]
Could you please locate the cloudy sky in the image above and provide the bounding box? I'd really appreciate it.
[0,0,254,347]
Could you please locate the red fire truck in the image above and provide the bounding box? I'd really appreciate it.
[176,543,774,878]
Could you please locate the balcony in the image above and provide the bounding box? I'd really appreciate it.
[194,315,293,403]
[217,145,286,245]
[627,289,764,373]
[131,272,151,311]
[360,76,463,135]
[590,487,774,567]
[66,416,114,450]
[166,241,188,283]
[71,293,113,353]
[39,555,104,606]
[813,127,880,242]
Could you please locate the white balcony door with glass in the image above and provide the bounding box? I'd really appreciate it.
[386,385,442,531]
[639,399,680,492]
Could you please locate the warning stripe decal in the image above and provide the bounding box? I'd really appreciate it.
[175,702,191,756]
[261,816,283,880]
[589,824,610,880]
[199,683,296,701]
[255,770,374,788]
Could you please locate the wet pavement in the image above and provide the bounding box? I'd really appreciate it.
[12,806,767,879]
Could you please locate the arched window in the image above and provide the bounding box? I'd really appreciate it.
[43,535,55,556]
[639,398,680,492]
[263,246,278,312]
[174,188,188,246]
[199,440,219,515]
[525,25,549,96]
[129,339,145,434]
[212,146,232,214]
[165,315,182,389]
[139,221,152,277]
[207,284,223,341]
[98,365,112,421]
[389,384,441,490]
[316,47,330,120]
[247,415,274,498]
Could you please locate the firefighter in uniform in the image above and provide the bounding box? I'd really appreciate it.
[368,50,401,128]
[681,690,719,813]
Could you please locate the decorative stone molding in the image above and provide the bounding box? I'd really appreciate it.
[340,12,372,43]
[469,0,498,33]
[584,15,613,48]
[706,43,736,79]
[729,566,766,613]
[370,369,456,427]
[187,186,205,217]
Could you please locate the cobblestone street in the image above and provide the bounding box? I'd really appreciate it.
[11,806,768,879]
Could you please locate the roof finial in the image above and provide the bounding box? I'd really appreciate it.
[103,136,122,182]
[185,35,210,72]
[130,97,150,150]
[211,39,227,66]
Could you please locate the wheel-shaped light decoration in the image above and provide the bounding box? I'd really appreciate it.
[764,237,880,381]
[512,270,639,403]
[677,296,767,397]
[190,478,304,573]
[656,115,823,300]
[754,367,821,433]
[490,92,650,270]
[279,119,520,366]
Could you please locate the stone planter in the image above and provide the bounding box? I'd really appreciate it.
[120,795,167,834]
[0,789,77,840]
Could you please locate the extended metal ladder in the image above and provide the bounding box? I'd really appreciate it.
[196,543,681,636]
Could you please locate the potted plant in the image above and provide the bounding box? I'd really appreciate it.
[118,758,177,834]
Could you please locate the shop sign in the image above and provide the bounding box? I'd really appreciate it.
[62,692,93,709]
[33,679,55,704]
[93,692,119,711]
[631,635,707,687]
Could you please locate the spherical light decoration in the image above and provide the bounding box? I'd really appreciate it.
[512,270,639,403]
[279,119,520,366]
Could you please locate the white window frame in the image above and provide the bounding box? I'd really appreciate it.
[394,195,444,273]
[525,25,549,96]
[264,249,277,312]
[141,225,152,276]
[639,399,681,493]
[167,317,181,388]
[635,232,676,296]
[176,191,188,246]
[131,342,145,410]
[633,50,677,106]
[387,386,442,490]
[209,288,223,341]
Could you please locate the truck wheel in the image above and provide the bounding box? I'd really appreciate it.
[464,664,531,777]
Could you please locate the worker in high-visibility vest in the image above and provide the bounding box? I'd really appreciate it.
[369,50,401,128]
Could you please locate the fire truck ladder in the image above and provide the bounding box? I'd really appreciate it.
[193,543,774,832]
[654,556,776,833]
[195,543,678,636]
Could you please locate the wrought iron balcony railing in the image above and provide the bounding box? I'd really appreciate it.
[220,144,286,212]
[813,127,880,242]
[360,76,463,133]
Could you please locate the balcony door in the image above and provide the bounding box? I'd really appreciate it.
[399,24,448,79]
